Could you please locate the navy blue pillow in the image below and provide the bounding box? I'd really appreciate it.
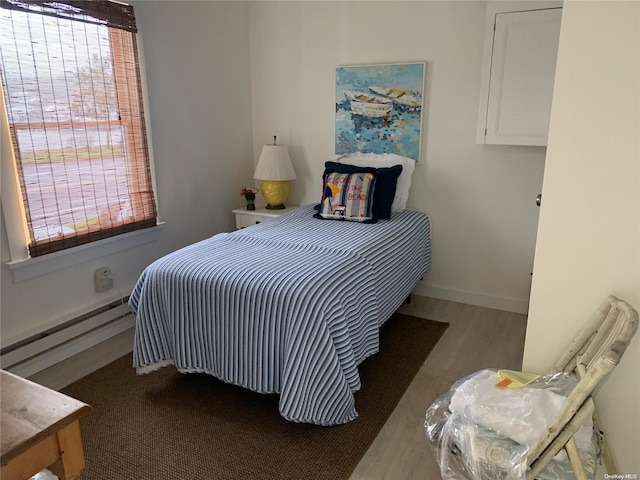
[322,161,402,220]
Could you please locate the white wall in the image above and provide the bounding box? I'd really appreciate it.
[248,1,546,314]
[0,1,546,346]
[524,0,639,472]
[0,2,254,344]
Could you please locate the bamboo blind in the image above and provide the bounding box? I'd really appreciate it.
[0,0,156,257]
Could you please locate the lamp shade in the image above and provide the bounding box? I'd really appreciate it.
[253,144,296,181]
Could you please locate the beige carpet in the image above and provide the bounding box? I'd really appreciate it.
[62,313,448,480]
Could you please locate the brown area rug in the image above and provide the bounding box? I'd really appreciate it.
[62,313,448,480]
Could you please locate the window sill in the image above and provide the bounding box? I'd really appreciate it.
[6,223,165,283]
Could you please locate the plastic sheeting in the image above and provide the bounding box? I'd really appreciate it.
[30,470,59,480]
[425,369,598,480]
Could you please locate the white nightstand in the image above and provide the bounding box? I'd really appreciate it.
[232,205,299,229]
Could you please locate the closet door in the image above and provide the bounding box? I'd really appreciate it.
[481,8,562,146]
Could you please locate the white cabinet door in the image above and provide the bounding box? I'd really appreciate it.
[478,6,562,146]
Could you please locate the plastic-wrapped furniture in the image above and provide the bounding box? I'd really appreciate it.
[425,295,638,480]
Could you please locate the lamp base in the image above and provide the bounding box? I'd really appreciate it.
[260,180,290,210]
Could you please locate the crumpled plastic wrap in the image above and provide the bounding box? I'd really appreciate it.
[30,470,59,480]
[425,369,597,480]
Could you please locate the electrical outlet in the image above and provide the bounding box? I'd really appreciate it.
[94,266,114,292]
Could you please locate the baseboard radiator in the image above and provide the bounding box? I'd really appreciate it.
[0,297,134,378]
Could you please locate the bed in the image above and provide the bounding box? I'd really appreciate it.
[130,161,430,426]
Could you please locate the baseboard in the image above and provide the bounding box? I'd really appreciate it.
[4,313,135,379]
[28,326,135,391]
[413,284,530,315]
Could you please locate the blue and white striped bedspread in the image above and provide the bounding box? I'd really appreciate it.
[129,204,431,425]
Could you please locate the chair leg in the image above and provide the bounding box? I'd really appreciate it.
[565,437,588,480]
[527,401,595,478]
[592,411,617,474]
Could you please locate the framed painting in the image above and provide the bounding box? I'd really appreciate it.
[335,62,426,162]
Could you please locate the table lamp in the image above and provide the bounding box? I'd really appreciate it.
[253,136,296,209]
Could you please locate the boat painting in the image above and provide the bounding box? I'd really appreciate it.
[368,86,422,110]
[343,90,393,118]
[336,63,426,162]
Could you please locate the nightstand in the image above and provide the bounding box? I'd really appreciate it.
[232,205,299,229]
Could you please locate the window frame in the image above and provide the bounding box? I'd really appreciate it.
[1,18,161,281]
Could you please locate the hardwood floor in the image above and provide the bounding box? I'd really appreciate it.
[29,296,527,480]
[350,296,527,480]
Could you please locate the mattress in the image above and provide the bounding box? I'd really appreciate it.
[129,204,431,425]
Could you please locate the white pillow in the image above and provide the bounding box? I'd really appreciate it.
[329,152,415,212]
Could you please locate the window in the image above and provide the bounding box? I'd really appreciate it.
[0,0,157,258]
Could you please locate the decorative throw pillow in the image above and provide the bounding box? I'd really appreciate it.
[314,171,378,223]
[328,152,415,212]
[323,161,402,220]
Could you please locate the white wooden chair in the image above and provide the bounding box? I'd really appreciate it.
[426,295,638,480]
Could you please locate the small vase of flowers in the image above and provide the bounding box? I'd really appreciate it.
[240,188,258,211]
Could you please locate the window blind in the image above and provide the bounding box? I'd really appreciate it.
[0,0,157,257]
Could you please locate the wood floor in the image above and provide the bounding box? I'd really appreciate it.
[350,296,527,480]
[29,296,528,480]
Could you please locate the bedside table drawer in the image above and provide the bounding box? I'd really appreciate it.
[236,212,267,229]
[232,205,300,230]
